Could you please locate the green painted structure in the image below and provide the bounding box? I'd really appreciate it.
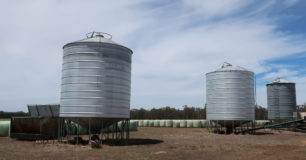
[0,120,10,137]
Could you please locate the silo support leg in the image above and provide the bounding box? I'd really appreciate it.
[216,120,219,134]
[240,121,242,134]
[89,118,91,144]
[127,120,130,144]
[112,121,115,144]
[77,118,79,145]
[100,120,103,145]
[232,121,234,134]
[58,118,61,142]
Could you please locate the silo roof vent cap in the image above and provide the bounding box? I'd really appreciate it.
[213,62,250,72]
[222,62,232,68]
[72,31,121,46]
[86,32,112,39]
[269,77,294,84]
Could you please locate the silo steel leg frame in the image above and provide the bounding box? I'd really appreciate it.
[100,120,103,145]
[89,118,91,144]
[216,120,219,134]
[77,118,79,145]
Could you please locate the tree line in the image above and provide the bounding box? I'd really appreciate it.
[0,111,29,118]
[131,105,269,120]
[298,105,306,112]
[2,105,306,120]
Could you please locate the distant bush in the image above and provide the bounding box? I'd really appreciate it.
[131,105,206,120]
[0,111,29,118]
[131,105,269,120]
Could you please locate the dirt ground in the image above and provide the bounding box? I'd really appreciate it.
[1,127,306,160]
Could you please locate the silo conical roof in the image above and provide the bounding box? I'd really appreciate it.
[206,62,252,75]
[267,78,294,85]
[63,32,133,53]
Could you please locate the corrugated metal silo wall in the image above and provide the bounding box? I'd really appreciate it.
[206,71,255,120]
[60,42,132,119]
[267,83,296,120]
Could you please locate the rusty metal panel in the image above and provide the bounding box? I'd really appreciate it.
[10,117,58,140]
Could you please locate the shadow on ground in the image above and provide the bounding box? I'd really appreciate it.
[103,138,163,146]
[67,138,163,146]
[209,130,274,135]
[250,132,274,135]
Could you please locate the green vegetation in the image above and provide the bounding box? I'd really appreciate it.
[131,105,206,119]
[0,111,29,118]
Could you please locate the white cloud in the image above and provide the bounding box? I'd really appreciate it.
[291,76,306,104]
[181,0,253,18]
[132,17,306,108]
[0,0,305,111]
[260,69,299,81]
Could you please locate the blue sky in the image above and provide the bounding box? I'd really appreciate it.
[0,0,306,111]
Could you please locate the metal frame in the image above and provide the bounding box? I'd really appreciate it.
[11,117,58,142]
[58,118,130,145]
[208,120,256,134]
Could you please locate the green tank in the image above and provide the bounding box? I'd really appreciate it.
[0,121,10,137]
[180,120,187,128]
[172,120,180,128]
[192,120,201,128]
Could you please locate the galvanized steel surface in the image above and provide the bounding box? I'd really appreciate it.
[60,32,132,118]
[206,64,255,121]
[267,79,296,120]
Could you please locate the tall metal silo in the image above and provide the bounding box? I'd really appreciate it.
[206,63,255,132]
[59,32,132,135]
[267,78,296,120]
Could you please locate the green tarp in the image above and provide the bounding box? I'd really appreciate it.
[255,120,270,126]
[138,120,143,127]
[180,120,187,128]
[240,120,270,127]
[200,120,209,128]
[172,120,180,128]
[134,119,211,128]
[165,120,173,127]
[130,120,139,127]
[148,120,154,127]
[0,121,10,137]
[103,121,138,133]
[132,119,273,128]
[67,121,88,135]
[192,120,201,128]
[186,120,193,128]
[153,120,160,127]
[129,121,138,131]
[143,120,149,127]
[159,120,165,127]
[67,120,138,134]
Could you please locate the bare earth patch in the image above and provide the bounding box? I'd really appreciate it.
[0,127,306,160]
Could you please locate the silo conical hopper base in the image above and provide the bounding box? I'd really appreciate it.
[58,117,130,145]
[66,117,126,133]
[211,120,253,134]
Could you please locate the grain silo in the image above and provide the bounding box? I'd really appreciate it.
[267,78,297,120]
[59,32,132,142]
[206,63,255,133]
